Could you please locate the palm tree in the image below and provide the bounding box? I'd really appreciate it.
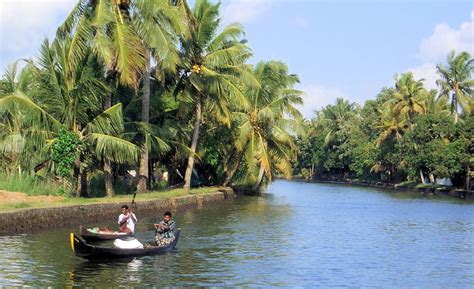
[58,0,147,196]
[436,50,473,123]
[0,61,33,96]
[317,98,357,146]
[0,38,139,197]
[132,0,184,192]
[176,0,256,190]
[224,61,302,190]
[375,104,408,146]
[419,89,449,115]
[0,62,36,177]
[387,72,426,126]
[380,74,438,184]
[57,0,146,87]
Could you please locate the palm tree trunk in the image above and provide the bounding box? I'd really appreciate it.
[137,52,151,193]
[466,164,471,190]
[223,150,245,187]
[419,169,426,184]
[252,165,266,191]
[452,91,459,124]
[149,159,154,188]
[78,154,88,197]
[429,173,435,184]
[80,169,88,197]
[103,85,115,197]
[104,160,114,197]
[72,164,80,197]
[184,94,202,190]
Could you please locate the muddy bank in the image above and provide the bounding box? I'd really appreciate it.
[0,188,235,235]
[305,179,473,199]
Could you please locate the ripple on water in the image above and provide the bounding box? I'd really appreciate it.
[1,180,473,287]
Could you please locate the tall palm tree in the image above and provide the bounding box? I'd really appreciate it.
[132,0,184,192]
[224,61,302,190]
[382,74,437,184]
[176,0,256,190]
[58,0,147,196]
[0,38,139,197]
[436,50,473,123]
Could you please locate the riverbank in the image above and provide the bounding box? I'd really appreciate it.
[0,187,234,235]
[301,178,473,199]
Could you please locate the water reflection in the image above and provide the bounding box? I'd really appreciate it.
[1,180,473,287]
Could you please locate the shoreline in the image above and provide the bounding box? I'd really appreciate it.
[0,187,235,235]
[297,178,473,200]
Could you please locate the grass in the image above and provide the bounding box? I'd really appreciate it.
[0,175,63,196]
[0,186,223,213]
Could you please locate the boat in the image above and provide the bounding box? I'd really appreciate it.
[70,229,181,260]
[79,226,133,242]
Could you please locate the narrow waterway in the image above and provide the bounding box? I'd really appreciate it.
[0,180,472,287]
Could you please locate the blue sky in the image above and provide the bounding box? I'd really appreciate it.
[1,0,473,118]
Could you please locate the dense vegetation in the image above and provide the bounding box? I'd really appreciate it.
[0,0,302,197]
[0,1,472,197]
[295,51,473,189]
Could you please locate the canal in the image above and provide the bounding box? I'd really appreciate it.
[0,180,472,287]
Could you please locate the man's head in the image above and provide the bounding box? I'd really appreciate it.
[163,211,172,222]
[121,205,129,214]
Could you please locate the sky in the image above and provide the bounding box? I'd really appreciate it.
[1,0,473,118]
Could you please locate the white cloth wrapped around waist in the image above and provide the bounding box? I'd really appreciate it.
[113,238,144,249]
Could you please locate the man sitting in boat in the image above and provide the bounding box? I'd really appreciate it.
[118,205,137,234]
[154,211,175,246]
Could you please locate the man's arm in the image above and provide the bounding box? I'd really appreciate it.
[154,221,164,233]
[168,220,176,232]
[118,214,129,225]
[130,213,138,223]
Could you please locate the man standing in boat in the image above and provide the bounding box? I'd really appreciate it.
[154,211,175,246]
[118,205,138,234]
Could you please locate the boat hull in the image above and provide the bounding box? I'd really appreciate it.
[71,229,180,260]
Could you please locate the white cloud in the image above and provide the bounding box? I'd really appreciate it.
[418,11,474,62]
[297,84,348,119]
[406,11,473,91]
[406,62,438,90]
[221,0,274,25]
[0,0,76,69]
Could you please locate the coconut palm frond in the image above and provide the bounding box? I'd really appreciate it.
[87,133,139,164]
[84,103,124,135]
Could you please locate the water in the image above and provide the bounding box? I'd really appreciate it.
[0,180,473,287]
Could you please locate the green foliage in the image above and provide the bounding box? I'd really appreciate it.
[51,129,82,177]
[398,114,470,178]
[296,53,472,188]
[436,51,473,119]
[425,139,467,177]
[347,137,377,178]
